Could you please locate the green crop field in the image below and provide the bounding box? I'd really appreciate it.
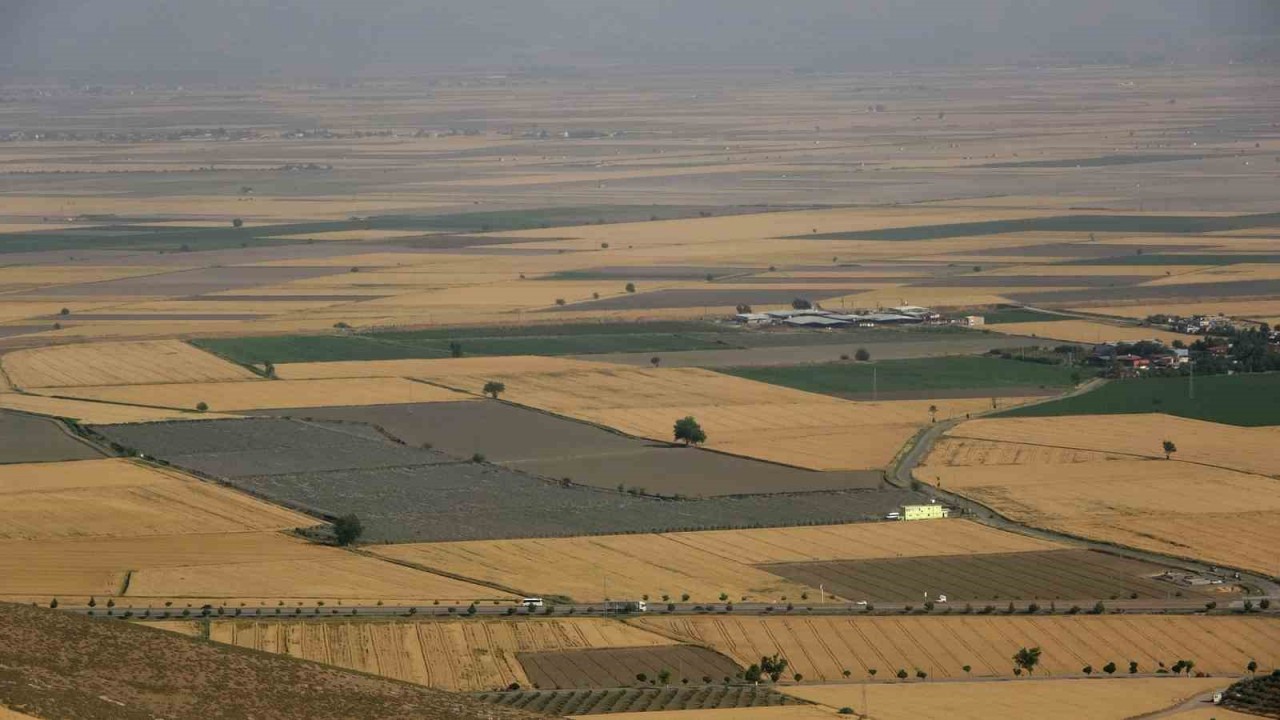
[720,355,1078,396]
[996,372,1280,426]
[978,307,1071,324]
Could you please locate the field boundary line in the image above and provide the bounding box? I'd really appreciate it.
[349,547,530,598]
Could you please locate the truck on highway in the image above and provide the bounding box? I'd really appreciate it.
[603,600,648,613]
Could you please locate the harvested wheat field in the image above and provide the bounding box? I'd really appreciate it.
[210,617,676,692]
[0,393,239,424]
[417,365,1030,470]
[1,340,256,389]
[372,521,1062,602]
[0,531,507,603]
[919,422,1280,573]
[633,615,1280,683]
[949,414,1280,477]
[42,376,471,412]
[0,458,312,540]
[921,437,1128,466]
[785,677,1231,720]
[985,320,1188,345]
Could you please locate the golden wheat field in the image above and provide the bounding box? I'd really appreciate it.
[1079,299,1280,322]
[0,393,239,423]
[208,618,675,692]
[1161,708,1262,720]
[633,616,1280,683]
[921,438,1127,466]
[784,677,1232,720]
[0,531,507,603]
[1,340,256,389]
[41,376,472,412]
[0,458,312,540]
[984,320,1189,345]
[921,421,1280,573]
[950,414,1280,477]
[373,520,1061,603]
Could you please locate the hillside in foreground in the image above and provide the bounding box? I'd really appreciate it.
[0,603,543,720]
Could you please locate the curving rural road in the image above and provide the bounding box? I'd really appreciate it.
[886,381,1280,599]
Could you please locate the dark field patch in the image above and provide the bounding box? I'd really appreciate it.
[91,417,925,541]
[550,288,855,312]
[545,266,760,280]
[477,685,802,715]
[724,275,929,284]
[965,243,1212,259]
[518,646,742,690]
[0,325,48,338]
[22,266,339,297]
[252,402,879,496]
[1007,278,1280,306]
[996,372,1280,426]
[796,211,1280,242]
[978,307,1070,324]
[0,410,102,464]
[913,275,1152,288]
[720,356,1077,396]
[763,550,1209,603]
[93,418,450,477]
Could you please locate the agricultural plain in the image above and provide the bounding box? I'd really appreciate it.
[635,615,1280,682]
[371,520,1063,602]
[210,618,677,692]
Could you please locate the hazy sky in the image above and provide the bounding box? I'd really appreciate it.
[2,0,1277,82]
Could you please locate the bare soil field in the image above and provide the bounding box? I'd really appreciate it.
[763,549,1221,603]
[519,646,742,690]
[0,603,540,720]
[481,685,802,716]
[0,410,101,463]
[0,458,313,540]
[210,617,675,692]
[371,520,1062,602]
[634,615,1280,683]
[251,401,879,496]
[95,415,923,542]
[785,677,1232,720]
[2,339,256,389]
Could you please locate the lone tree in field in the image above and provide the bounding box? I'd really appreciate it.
[450,341,463,358]
[332,514,363,546]
[483,381,506,399]
[625,282,636,293]
[195,401,209,412]
[854,348,870,362]
[651,356,661,368]
[232,218,244,228]
[928,404,938,423]
[674,416,706,446]
[1013,646,1042,676]
[1162,440,1177,460]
